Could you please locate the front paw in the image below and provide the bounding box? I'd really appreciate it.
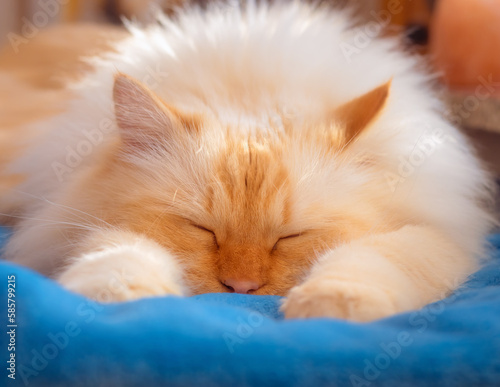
[281,279,398,322]
[59,266,181,303]
[58,245,184,302]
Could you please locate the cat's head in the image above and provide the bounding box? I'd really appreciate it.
[84,74,390,296]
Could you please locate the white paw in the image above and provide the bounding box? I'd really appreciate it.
[58,243,184,302]
[281,279,398,322]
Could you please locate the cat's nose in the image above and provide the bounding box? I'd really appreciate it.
[222,278,261,294]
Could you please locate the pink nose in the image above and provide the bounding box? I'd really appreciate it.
[223,279,261,294]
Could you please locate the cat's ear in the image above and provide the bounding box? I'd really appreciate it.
[333,80,391,145]
[113,73,192,152]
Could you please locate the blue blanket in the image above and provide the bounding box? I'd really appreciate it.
[1,226,499,387]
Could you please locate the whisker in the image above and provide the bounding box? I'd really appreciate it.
[0,212,107,233]
[9,189,115,230]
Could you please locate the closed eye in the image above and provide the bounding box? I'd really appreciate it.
[191,223,219,248]
[272,233,302,251]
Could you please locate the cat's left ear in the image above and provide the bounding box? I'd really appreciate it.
[333,80,391,145]
[113,73,198,153]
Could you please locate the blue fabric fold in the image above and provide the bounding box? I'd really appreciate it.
[1,226,499,387]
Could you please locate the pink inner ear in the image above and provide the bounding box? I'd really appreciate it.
[113,73,176,152]
[334,80,391,144]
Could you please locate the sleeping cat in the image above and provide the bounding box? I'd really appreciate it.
[0,1,495,321]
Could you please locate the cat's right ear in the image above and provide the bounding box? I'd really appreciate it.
[333,80,391,146]
[113,73,189,153]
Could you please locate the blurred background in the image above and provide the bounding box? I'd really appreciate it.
[0,0,499,176]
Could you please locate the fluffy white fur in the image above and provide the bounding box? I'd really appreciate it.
[1,1,495,320]
[58,230,185,301]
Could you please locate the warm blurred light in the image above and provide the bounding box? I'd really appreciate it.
[430,0,500,90]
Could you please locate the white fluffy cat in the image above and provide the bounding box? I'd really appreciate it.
[0,0,495,321]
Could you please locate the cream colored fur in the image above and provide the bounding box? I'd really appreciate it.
[58,230,185,301]
[0,1,495,321]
